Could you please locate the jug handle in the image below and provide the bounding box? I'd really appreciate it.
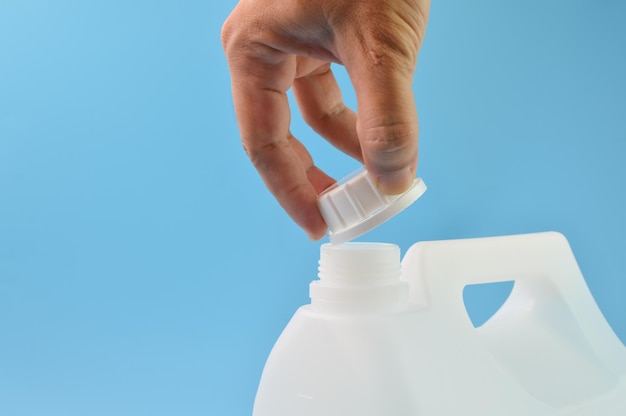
[401,231,626,371]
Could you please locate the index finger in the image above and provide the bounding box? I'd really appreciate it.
[222,22,330,240]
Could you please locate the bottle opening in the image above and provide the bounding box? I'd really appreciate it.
[310,243,408,313]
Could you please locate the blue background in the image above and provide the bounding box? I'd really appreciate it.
[1,1,624,415]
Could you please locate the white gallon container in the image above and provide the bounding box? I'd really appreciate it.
[253,232,626,415]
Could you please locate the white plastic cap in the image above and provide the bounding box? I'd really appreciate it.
[317,167,427,245]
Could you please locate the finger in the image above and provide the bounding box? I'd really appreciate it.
[338,21,421,194]
[222,24,328,240]
[292,60,362,161]
[350,59,418,195]
[287,133,337,193]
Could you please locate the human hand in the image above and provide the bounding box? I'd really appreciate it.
[221,0,430,240]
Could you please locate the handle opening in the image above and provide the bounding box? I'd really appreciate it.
[463,280,515,328]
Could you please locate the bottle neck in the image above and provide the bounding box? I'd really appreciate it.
[309,243,409,314]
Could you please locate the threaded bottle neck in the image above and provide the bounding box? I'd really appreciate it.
[310,243,408,313]
[318,242,401,282]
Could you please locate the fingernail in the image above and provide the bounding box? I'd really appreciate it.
[306,229,326,242]
[376,167,414,195]
[305,222,328,241]
[305,229,317,241]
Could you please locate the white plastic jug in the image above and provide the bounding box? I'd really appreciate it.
[253,232,626,415]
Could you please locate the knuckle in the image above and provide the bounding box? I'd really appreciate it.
[345,3,428,77]
[363,34,418,78]
[220,17,235,52]
[241,137,289,171]
[361,121,416,163]
[220,7,265,60]
[221,6,245,55]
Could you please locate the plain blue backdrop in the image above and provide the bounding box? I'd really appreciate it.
[1,1,624,415]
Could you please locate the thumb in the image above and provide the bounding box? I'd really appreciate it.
[355,66,418,195]
[340,26,421,195]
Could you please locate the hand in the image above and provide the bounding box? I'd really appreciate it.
[222,0,430,240]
